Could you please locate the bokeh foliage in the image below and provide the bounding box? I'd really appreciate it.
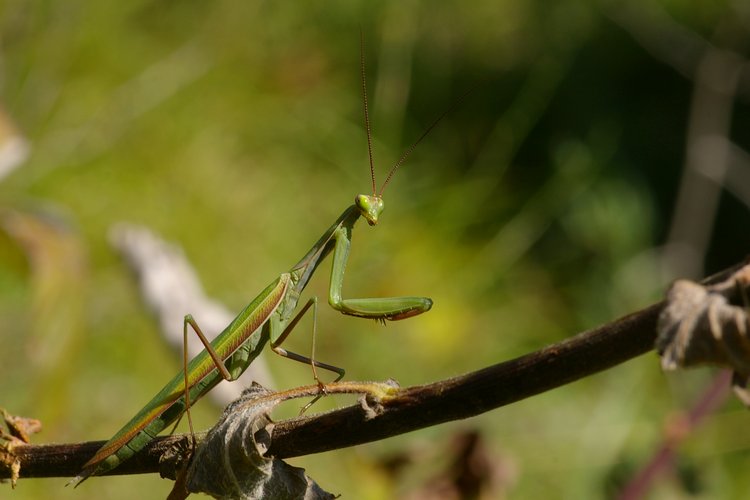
[1,0,749,498]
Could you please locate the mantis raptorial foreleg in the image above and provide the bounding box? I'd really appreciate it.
[327,220,432,321]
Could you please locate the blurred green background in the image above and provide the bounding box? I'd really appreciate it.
[2,1,750,498]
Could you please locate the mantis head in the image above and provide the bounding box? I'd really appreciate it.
[355,194,384,226]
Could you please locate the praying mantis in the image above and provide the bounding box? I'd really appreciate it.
[72,37,443,485]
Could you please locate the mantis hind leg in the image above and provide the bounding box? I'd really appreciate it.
[175,315,235,444]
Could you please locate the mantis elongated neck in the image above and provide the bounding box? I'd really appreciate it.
[290,204,362,293]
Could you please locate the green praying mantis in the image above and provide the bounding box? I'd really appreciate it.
[72,39,445,485]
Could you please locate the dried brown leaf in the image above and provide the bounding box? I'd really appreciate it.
[656,265,750,404]
[183,383,335,500]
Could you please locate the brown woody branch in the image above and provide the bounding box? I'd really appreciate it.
[2,260,747,482]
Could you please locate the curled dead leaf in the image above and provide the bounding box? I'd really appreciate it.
[656,265,750,404]
[181,383,335,500]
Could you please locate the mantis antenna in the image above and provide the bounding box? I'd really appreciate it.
[361,31,377,196]
[359,32,462,198]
